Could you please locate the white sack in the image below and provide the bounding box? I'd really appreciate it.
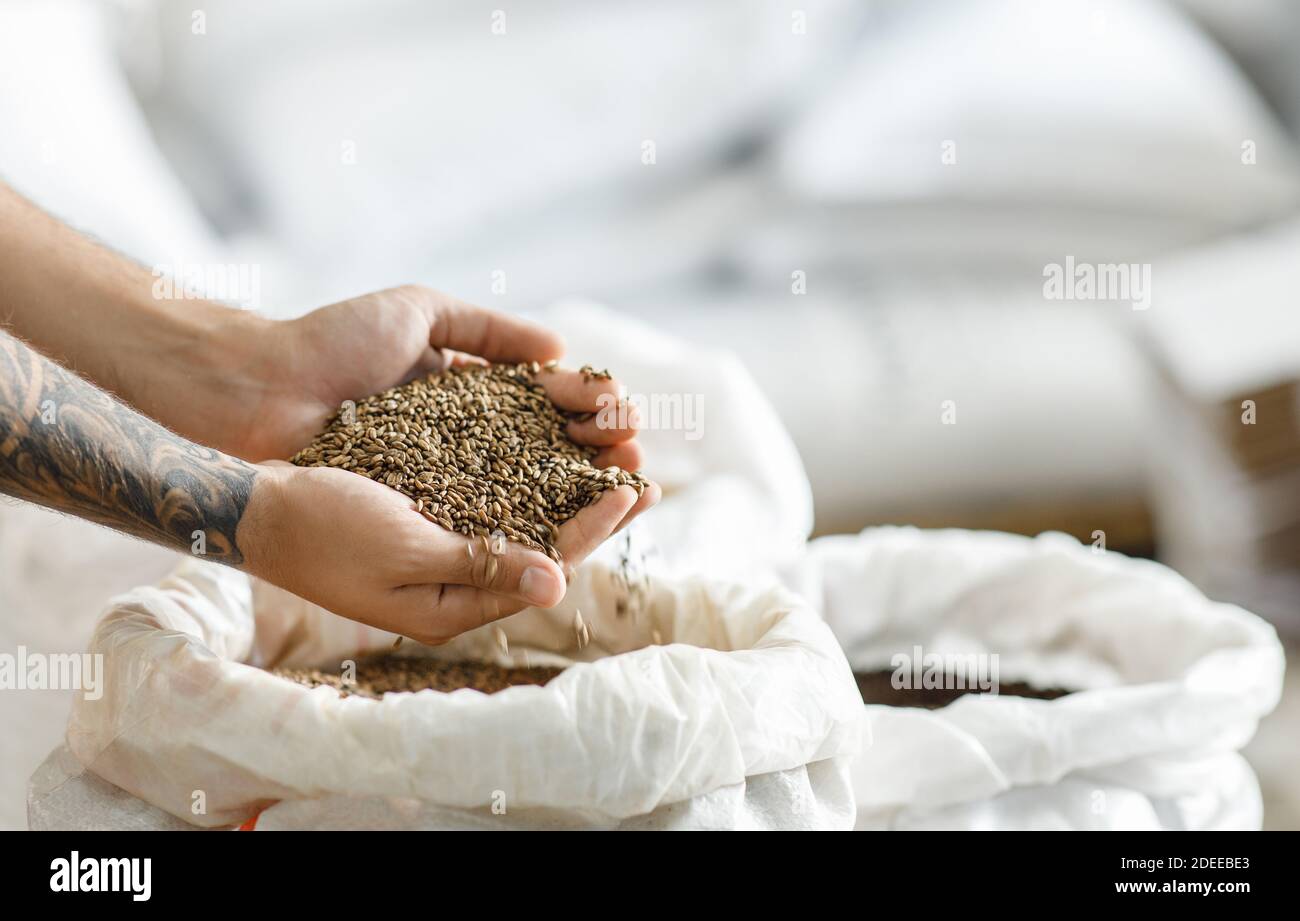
[544,299,814,578]
[784,526,1286,830]
[29,744,854,832]
[60,556,860,830]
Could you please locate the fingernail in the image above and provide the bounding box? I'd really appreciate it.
[520,566,562,606]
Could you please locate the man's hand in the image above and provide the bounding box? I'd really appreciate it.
[220,285,657,531]
[217,287,660,637]
[240,462,640,644]
[225,285,646,472]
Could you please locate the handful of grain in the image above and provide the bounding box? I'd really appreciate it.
[290,362,646,561]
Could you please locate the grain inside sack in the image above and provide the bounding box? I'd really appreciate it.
[290,362,647,561]
[275,653,564,699]
[852,671,1071,709]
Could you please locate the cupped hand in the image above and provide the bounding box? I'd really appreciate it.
[264,284,658,528]
[240,461,647,644]
[223,285,660,635]
[225,285,643,468]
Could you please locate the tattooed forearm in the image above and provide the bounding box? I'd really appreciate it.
[0,329,257,563]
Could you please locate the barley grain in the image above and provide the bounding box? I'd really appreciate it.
[290,362,647,561]
[573,608,590,650]
[275,653,561,698]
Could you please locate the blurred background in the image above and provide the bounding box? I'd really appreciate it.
[1,0,1298,828]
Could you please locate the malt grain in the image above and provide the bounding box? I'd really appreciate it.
[290,363,647,562]
[275,652,564,699]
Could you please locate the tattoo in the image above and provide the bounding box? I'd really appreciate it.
[0,330,257,563]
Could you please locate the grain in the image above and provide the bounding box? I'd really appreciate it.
[290,363,647,561]
[852,671,1072,709]
[612,530,651,621]
[578,364,612,383]
[274,652,564,699]
[573,608,590,650]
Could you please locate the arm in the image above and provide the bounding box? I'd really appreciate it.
[0,327,256,563]
[0,181,270,457]
[0,181,652,487]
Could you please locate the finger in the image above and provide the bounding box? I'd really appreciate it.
[593,441,643,472]
[395,583,527,644]
[396,488,639,644]
[553,485,638,578]
[398,346,449,384]
[567,410,638,446]
[536,369,640,445]
[424,290,565,363]
[613,479,660,535]
[430,531,566,608]
[535,367,626,414]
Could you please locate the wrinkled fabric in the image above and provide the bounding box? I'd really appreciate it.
[58,558,860,829]
[786,527,1285,830]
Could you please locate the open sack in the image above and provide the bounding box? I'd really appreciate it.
[45,555,860,830]
[786,527,1286,830]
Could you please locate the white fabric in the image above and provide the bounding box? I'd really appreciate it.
[60,557,860,829]
[29,744,853,831]
[0,0,223,267]
[143,0,859,297]
[609,282,1150,535]
[784,527,1285,830]
[774,0,1300,230]
[546,301,814,577]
